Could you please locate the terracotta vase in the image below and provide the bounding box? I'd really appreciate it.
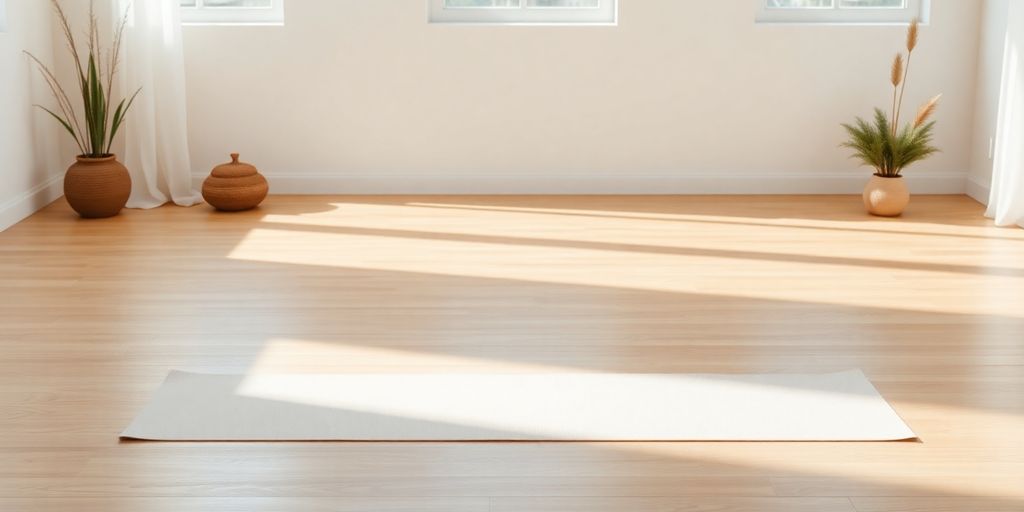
[64,155,132,219]
[202,153,269,212]
[863,174,910,217]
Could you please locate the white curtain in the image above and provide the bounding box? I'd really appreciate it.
[116,0,201,209]
[987,2,1024,228]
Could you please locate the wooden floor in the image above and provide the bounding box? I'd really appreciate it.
[1,195,1023,511]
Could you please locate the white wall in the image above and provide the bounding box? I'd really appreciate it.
[181,0,982,194]
[0,0,63,230]
[968,0,1009,204]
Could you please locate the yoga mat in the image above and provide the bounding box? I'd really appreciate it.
[122,370,915,441]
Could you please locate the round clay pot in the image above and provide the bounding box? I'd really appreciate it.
[64,155,132,219]
[202,153,269,212]
[863,174,910,217]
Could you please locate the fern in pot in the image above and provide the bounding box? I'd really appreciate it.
[26,1,140,219]
[842,19,940,217]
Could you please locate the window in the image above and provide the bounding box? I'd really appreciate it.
[429,0,617,25]
[180,0,284,25]
[0,0,7,32]
[757,0,927,24]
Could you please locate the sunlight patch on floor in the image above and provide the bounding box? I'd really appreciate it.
[264,201,1024,242]
[248,338,588,374]
[227,227,1024,318]
[239,338,1024,501]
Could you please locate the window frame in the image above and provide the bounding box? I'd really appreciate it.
[428,0,617,25]
[755,0,929,25]
[180,0,285,26]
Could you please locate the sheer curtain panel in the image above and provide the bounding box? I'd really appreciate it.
[987,2,1024,228]
[115,0,201,208]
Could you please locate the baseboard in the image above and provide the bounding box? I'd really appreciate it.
[966,177,990,206]
[0,171,969,230]
[193,171,968,195]
[0,174,64,232]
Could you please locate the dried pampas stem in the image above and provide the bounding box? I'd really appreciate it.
[914,94,941,128]
[894,18,921,130]
[907,18,919,52]
[891,53,903,135]
[890,53,904,87]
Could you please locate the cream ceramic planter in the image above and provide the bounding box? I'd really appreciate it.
[863,174,910,217]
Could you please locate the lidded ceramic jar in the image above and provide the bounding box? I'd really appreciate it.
[202,153,269,212]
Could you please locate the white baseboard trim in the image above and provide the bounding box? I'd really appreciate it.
[0,174,64,232]
[193,171,968,195]
[966,177,990,206]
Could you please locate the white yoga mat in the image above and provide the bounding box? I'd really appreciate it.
[121,370,915,441]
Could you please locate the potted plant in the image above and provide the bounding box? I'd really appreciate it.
[841,19,941,217]
[26,1,140,219]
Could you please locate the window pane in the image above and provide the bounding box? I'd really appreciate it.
[180,0,197,6]
[838,0,905,7]
[202,0,273,7]
[527,0,601,7]
[434,0,615,22]
[766,0,834,7]
[445,0,520,7]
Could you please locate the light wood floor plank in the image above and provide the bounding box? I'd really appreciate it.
[490,497,857,512]
[850,497,1024,512]
[0,498,489,512]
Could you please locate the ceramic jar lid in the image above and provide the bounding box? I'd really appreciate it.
[211,153,259,178]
